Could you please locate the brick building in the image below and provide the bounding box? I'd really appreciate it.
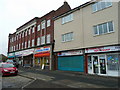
[8,1,71,69]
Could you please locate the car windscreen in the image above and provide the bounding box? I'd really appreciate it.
[2,64,15,68]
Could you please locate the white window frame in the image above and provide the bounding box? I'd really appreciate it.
[47,20,50,27]
[37,25,41,31]
[37,37,40,46]
[62,32,74,42]
[92,0,112,13]
[41,20,45,29]
[47,34,50,43]
[32,27,35,33]
[41,36,45,45]
[32,39,34,47]
[62,14,73,24]
[93,21,114,36]
[28,40,30,48]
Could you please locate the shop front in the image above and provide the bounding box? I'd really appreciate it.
[85,45,120,77]
[34,46,50,70]
[57,50,84,72]
[15,48,34,67]
[7,52,15,60]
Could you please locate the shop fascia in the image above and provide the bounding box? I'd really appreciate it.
[85,45,120,53]
[58,50,83,56]
[15,48,35,57]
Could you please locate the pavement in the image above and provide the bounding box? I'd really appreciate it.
[18,66,119,89]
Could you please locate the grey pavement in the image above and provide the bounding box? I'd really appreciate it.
[18,66,119,88]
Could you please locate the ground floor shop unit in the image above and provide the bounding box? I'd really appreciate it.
[56,50,84,72]
[34,46,51,70]
[85,45,120,77]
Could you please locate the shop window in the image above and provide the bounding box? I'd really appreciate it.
[88,56,92,70]
[107,54,119,71]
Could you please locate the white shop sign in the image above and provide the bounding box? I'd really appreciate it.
[58,50,83,56]
[85,46,120,53]
[15,49,34,56]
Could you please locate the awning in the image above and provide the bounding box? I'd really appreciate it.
[34,52,50,57]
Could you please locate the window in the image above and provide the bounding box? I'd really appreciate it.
[93,26,99,35]
[32,39,34,47]
[22,32,24,37]
[28,40,30,48]
[47,34,50,43]
[62,32,73,42]
[32,27,35,33]
[107,54,119,71]
[26,30,27,36]
[37,25,41,31]
[92,0,112,12]
[47,20,50,27]
[62,14,73,24]
[41,36,45,45]
[108,21,113,32]
[25,42,27,48]
[22,43,24,49]
[37,37,40,46]
[41,20,45,29]
[93,21,114,35]
[19,44,20,50]
[29,29,31,35]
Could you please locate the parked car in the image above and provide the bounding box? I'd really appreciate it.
[0,62,18,76]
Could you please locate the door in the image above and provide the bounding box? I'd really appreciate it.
[99,55,106,74]
[92,55,107,75]
[92,56,99,74]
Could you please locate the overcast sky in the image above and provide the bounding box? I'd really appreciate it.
[0,0,89,56]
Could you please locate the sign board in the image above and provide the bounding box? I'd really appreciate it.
[35,46,50,54]
[85,46,120,53]
[15,48,34,57]
[58,50,83,56]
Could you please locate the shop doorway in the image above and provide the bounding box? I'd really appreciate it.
[92,55,107,75]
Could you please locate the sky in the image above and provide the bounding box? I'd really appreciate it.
[0,0,90,56]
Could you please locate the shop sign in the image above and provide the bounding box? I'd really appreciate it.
[15,49,34,57]
[58,50,83,56]
[22,49,34,56]
[85,46,120,53]
[35,47,50,54]
[8,53,15,56]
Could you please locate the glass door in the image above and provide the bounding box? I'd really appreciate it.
[92,56,99,74]
[99,55,106,74]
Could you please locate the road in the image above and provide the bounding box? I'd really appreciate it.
[2,75,33,89]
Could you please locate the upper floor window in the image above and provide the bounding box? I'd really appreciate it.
[62,32,73,42]
[29,28,31,35]
[92,0,112,12]
[22,32,24,37]
[32,39,34,47]
[25,30,27,36]
[37,25,41,31]
[25,42,27,48]
[47,20,51,27]
[28,40,30,48]
[41,36,45,45]
[62,14,73,24]
[41,20,45,29]
[32,27,35,33]
[47,34,50,43]
[37,37,40,46]
[93,21,114,35]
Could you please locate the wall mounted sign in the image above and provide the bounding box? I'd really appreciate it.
[58,50,83,56]
[85,46,120,53]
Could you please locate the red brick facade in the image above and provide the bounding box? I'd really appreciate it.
[8,1,71,54]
